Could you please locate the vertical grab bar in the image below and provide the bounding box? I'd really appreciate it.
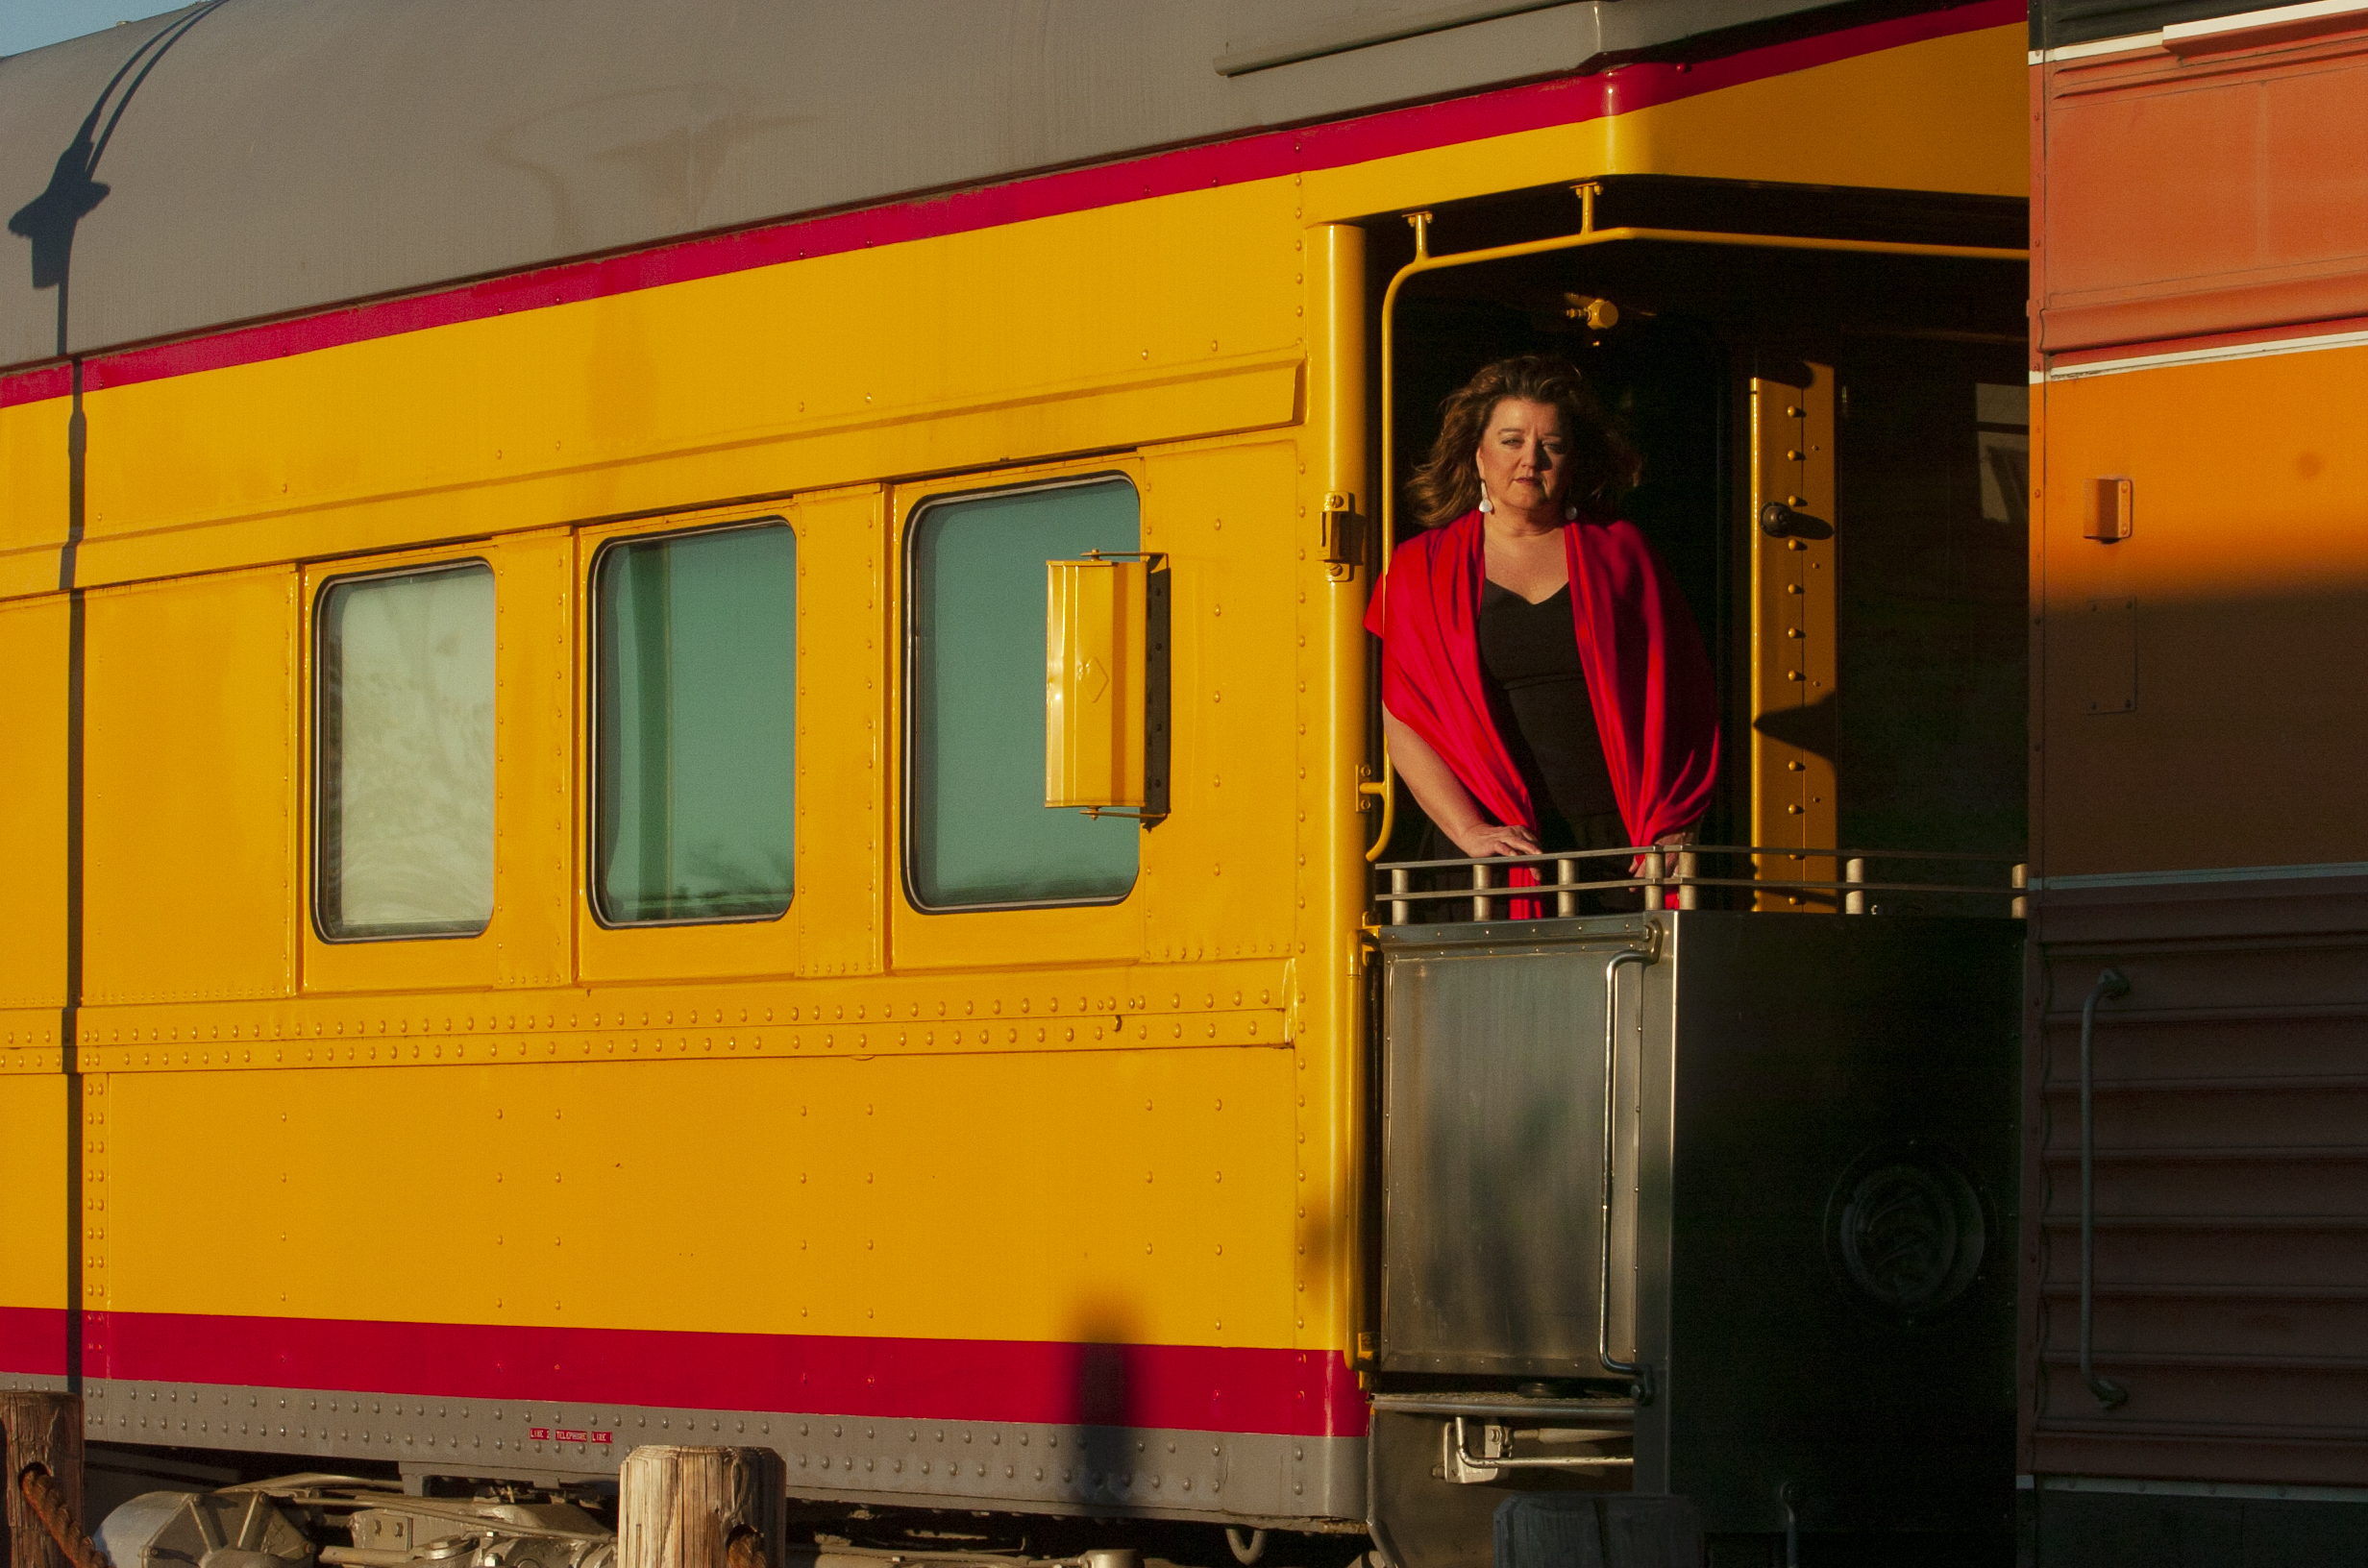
[2080,968,2131,1409]
[1601,946,1656,1403]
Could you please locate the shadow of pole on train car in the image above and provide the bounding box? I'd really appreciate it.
[7,1,233,366]
[3,0,232,1396]
[1064,1311,1137,1519]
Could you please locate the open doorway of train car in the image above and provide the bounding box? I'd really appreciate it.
[1371,183,2030,889]
[1361,180,2029,1568]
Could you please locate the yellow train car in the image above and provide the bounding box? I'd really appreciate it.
[0,1,2032,1563]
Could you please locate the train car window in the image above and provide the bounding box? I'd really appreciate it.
[592,522,798,925]
[314,561,497,941]
[905,477,1140,911]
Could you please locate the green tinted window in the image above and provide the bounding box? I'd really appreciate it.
[908,478,1140,909]
[316,563,497,940]
[595,523,797,923]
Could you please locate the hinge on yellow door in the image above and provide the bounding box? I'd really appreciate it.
[1749,367,1838,911]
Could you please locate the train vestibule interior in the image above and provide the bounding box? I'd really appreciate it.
[1371,178,2032,911]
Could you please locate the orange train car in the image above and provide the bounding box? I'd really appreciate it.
[0,2,2041,1567]
[2025,0,2368,1557]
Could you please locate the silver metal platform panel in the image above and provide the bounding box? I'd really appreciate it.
[1378,916,1653,1379]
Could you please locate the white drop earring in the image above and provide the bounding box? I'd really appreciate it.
[1565,502,1579,521]
[1478,490,1494,515]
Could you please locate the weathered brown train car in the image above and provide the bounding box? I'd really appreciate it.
[2027,0,2368,1556]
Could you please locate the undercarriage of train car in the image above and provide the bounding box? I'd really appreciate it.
[1356,178,2032,1568]
[82,1472,1283,1568]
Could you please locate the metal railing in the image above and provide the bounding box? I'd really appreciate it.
[1373,844,2027,925]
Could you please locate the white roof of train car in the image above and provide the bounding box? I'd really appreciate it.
[0,0,1847,370]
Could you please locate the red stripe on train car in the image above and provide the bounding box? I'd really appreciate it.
[0,1305,71,1377]
[0,364,70,408]
[0,0,2016,405]
[82,1312,1368,1438]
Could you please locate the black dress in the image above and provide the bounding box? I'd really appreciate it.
[1418,580,1635,908]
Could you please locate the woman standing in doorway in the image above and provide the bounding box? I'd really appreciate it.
[1366,354,1720,900]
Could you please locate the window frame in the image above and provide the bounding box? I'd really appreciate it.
[900,470,1145,917]
[585,515,801,931]
[308,555,499,946]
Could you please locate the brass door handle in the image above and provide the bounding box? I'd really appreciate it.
[1758,501,1832,539]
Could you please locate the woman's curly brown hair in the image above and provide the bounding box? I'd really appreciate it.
[1407,354,1639,529]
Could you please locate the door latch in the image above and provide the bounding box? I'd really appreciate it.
[1320,492,1362,574]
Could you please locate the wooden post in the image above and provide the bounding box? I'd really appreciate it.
[616,1446,783,1568]
[1,1392,83,1568]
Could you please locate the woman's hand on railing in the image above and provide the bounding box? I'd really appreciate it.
[1384,710,1542,863]
[1629,828,1693,875]
[1452,821,1542,859]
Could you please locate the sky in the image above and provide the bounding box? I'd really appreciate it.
[0,0,178,58]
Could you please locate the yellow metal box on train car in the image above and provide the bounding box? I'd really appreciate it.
[1044,554,1148,810]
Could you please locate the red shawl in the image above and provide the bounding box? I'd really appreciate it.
[1365,510,1720,850]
